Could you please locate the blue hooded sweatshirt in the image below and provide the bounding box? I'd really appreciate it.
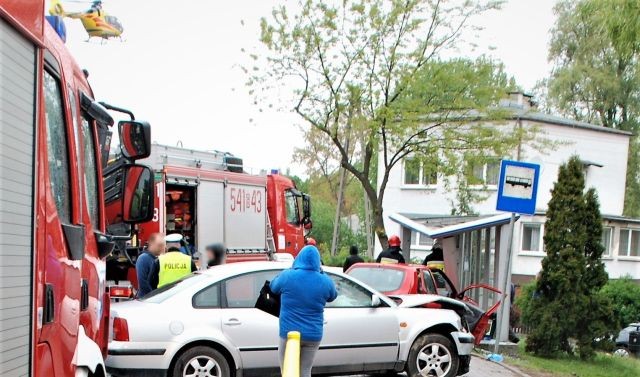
[270,246,338,342]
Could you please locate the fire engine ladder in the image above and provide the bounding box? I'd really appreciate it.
[266,211,276,253]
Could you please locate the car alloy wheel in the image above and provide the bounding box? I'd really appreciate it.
[407,334,459,377]
[613,347,630,358]
[183,355,220,377]
[416,342,452,376]
[172,346,231,377]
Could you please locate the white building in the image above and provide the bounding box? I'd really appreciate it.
[378,92,640,284]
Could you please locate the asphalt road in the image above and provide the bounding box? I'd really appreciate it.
[346,356,522,377]
[108,355,522,377]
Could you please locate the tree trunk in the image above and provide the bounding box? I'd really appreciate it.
[373,205,388,251]
[363,187,374,258]
[331,166,347,255]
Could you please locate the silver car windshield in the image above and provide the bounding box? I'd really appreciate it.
[140,273,207,303]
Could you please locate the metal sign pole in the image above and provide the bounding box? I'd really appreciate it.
[493,212,516,355]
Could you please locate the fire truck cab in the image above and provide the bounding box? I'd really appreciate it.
[0,3,154,376]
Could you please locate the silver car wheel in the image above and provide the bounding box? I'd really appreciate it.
[613,347,630,357]
[416,342,452,377]
[182,355,221,377]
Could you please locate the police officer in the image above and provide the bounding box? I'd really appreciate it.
[376,235,406,264]
[149,246,197,290]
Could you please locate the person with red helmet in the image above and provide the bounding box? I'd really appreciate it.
[376,235,406,264]
[305,237,317,246]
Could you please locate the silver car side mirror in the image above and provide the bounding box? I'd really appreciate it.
[371,295,382,308]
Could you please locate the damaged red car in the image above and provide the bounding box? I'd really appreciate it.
[347,263,502,345]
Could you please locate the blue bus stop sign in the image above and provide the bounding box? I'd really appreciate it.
[496,160,540,215]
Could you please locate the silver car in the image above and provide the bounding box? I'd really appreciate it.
[106,262,474,377]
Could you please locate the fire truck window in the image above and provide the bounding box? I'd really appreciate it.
[284,190,300,225]
[81,115,99,227]
[44,70,71,223]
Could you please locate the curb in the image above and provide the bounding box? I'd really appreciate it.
[470,353,533,377]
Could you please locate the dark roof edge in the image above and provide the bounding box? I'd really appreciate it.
[532,211,640,224]
[514,112,633,136]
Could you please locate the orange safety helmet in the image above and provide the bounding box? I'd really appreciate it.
[388,235,401,247]
[305,237,317,246]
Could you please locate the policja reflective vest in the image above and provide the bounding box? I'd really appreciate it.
[158,251,192,288]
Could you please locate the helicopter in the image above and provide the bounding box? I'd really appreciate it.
[49,0,124,42]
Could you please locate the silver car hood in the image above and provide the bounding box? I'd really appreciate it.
[390,294,469,312]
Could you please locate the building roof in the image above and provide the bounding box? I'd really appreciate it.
[507,107,633,137]
[389,212,519,239]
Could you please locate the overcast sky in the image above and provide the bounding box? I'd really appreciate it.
[57,0,558,176]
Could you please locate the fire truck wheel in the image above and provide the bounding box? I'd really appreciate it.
[172,346,231,377]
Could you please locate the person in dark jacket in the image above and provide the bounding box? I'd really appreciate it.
[270,245,337,377]
[205,243,226,267]
[376,235,406,264]
[422,242,445,271]
[343,245,364,272]
[135,233,164,298]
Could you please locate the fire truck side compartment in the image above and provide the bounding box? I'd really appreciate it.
[0,17,37,376]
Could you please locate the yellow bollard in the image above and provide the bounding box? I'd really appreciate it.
[282,331,301,377]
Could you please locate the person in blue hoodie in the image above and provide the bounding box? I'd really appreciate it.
[270,245,337,377]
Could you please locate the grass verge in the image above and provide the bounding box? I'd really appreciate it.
[505,342,640,377]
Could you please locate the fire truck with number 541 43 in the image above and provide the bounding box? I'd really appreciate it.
[105,143,312,289]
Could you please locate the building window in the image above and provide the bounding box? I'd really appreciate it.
[601,227,612,257]
[404,158,421,185]
[470,159,500,186]
[619,229,640,257]
[411,231,434,249]
[521,223,542,252]
[403,158,438,187]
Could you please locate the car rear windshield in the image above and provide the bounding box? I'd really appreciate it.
[348,267,405,293]
[140,273,206,303]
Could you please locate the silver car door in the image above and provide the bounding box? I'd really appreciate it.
[315,273,400,373]
[220,270,281,371]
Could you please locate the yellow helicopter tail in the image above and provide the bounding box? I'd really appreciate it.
[49,0,85,19]
[49,0,65,16]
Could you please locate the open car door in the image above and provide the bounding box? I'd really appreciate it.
[426,269,502,345]
[456,283,502,344]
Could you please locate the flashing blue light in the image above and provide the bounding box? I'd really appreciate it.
[271,169,280,175]
[46,16,67,43]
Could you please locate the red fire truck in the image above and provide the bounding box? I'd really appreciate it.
[0,3,154,376]
[105,144,312,292]
[136,144,310,258]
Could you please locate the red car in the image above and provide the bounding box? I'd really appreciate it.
[347,263,502,345]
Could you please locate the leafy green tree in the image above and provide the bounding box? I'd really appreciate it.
[582,190,609,291]
[601,277,640,332]
[251,0,542,247]
[576,189,612,359]
[294,175,366,254]
[542,0,640,216]
[525,157,612,359]
[526,156,588,357]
